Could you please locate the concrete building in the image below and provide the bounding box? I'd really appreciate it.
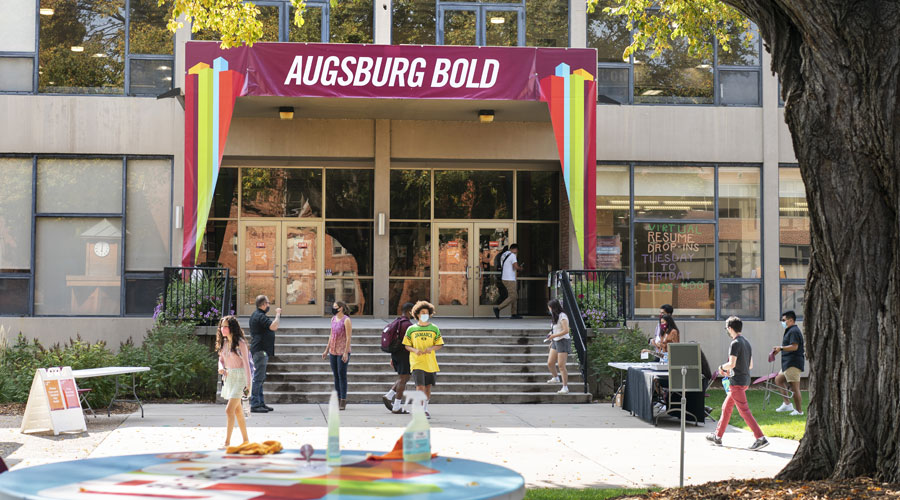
[0,0,806,375]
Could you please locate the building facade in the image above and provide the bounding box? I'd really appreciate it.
[0,0,807,372]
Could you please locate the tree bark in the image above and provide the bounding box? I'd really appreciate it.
[726,0,900,482]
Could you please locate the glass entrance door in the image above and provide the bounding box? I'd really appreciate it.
[239,221,323,316]
[434,222,512,317]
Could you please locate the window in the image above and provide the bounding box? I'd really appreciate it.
[392,0,437,45]
[587,8,761,106]
[779,166,808,318]
[603,163,763,320]
[0,158,33,315]
[434,170,513,219]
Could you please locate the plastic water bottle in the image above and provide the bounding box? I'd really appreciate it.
[402,391,431,463]
[722,376,731,394]
[326,391,340,465]
[663,352,669,364]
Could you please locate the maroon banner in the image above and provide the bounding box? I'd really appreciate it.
[186,42,596,101]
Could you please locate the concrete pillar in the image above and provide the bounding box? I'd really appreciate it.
[373,119,391,318]
[761,48,781,325]
[569,0,587,48]
[174,15,192,91]
[374,0,392,44]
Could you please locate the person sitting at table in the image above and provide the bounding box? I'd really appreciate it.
[642,314,680,358]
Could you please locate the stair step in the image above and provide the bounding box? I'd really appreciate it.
[264,391,592,404]
[267,363,579,375]
[266,372,583,383]
[273,344,559,354]
[263,381,579,393]
[270,335,554,346]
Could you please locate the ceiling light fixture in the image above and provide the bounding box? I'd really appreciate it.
[490,17,505,24]
[70,46,84,52]
[40,8,54,15]
[279,106,295,120]
[478,109,494,123]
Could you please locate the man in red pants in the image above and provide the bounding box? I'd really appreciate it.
[707,316,769,451]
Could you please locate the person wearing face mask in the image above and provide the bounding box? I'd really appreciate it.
[402,301,444,418]
[772,310,805,415]
[642,304,673,358]
[249,295,281,413]
[323,301,353,410]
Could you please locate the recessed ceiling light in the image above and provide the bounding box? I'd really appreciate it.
[490,17,505,24]
[157,65,171,71]
[70,46,84,52]
[40,8,54,15]
[92,53,107,58]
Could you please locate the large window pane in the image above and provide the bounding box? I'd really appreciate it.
[290,5,323,42]
[720,282,761,318]
[443,9,477,46]
[526,0,567,47]
[717,22,760,67]
[39,0,125,94]
[597,67,629,104]
[0,279,30,315]
[634,166,714,220]
[718,167,760,278]
[128,58,172,96]
[326,169,373,219]
[331,0,374,43]
[324,278,372,315]
[485,10,518,47]
[326,222,373,276]
[634,37,713,104]
[37,158,123,214]
[125,277,163,315]
[392,0,436,45]
[0,158,33,272]
[128,0,173,54]
[517,279,551,317]
[126,159,170,272]
[779,168,810,279]
[35,217,122,315]
[515,223,559,278]
[389,279,430,317]
[781,283,805,318]
[200,220,238,275]
[389,223,430,277]
[595,165,630,272]
[0,0,36,52]
[517,170,558,220]
[212,167,238,218]
[0,58,34,92]
[587,1,630,63]
[390,170,430,220]
[719,70,759,106]
[634,222,715,318]
[241,168,323,218]
[434,170,513,219]
[258,5,280,41]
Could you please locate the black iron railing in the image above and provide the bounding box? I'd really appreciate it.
[161,267,233,325]
[551,270,628,394]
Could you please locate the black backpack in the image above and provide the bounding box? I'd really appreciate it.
[381,317,409,353]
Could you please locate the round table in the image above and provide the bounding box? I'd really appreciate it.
[0,449,525,500]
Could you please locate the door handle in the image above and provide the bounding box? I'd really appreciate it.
[465,266,471,280]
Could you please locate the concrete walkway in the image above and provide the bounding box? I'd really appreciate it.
[0,403,797,489]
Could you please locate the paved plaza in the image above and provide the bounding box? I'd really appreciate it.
[0,403,797,489]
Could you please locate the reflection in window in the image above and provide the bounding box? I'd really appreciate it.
[718,167,760,278]
[211,168,239,218]
[716,22,760,66]
[126,278,164,315]
[128,59,173,96]
[720,282,760,318]
[326,169,373,219]
[634,222,715,318]
[719,70,759,106]
[525,0,567,47]
[634,166,714,220]
[290,5,323,42]
[517,171,559,220]
[125,159,171,272]
[596,67,629,104]
[258,5,281,41]
[241,168,323,218]
[389,223,431,277]
[200,220,239,275]
[0,158,33,273]
[779,168,810,279]
[515,223,559,278]
[0,279,30,315]
[434,170,512,219]
[325,278,372,315]
[390,170,430,220]
[35,218,122,315]
[39,0,126,94]
[443,9,478,46]
[587,0,630,62]
[634,37,713,104]
[37,158,123,214]
[389,279,430,317]
[325,222,373,276]
[781,283,805,317]
[485,10,518,47]
[330,0,374,43]
[392,0,436,45]
[595,165,630,272]
[128,0,173,54]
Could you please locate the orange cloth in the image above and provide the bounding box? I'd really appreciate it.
[369,436,438,461]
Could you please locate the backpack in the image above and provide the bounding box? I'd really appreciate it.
[381,318,410,353]
[495,249,512,281]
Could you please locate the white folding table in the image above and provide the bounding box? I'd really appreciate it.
[72,367,150,417]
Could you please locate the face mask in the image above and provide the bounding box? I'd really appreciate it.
[419,313,430,323]
[263,306,270,313]
[332,307,339,315]
[781,321,787,329]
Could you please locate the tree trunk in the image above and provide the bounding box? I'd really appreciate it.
[728,0,900,482]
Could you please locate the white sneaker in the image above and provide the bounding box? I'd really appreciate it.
[775,402,794,413]
[557,386,569,394]
[547,376,560,383]
[789,409,804,416]
[384,389,396,400]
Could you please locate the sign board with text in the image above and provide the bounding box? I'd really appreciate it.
[21,367,87,435]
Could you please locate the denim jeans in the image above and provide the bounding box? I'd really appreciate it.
[250,350,268,408]
[329,353,350,399]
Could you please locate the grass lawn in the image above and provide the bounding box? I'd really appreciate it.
[525,488,654,500]
[707,389,809,440]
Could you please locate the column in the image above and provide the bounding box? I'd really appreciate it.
[373,119,391,317]
[569,0,587,48]
[761,48,781,325]
[374,0,391,44]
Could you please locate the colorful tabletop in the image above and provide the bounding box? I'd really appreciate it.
[0,450,525,500]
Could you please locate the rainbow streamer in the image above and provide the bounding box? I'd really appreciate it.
[540,63,598,267]
[183,57,245,266]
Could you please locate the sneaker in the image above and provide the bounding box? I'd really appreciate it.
[705,433,722,446]
[547,376,560,384]
[493,307,500,319]
[748,437,770,451]
[263,405,274,412]
[557,386,569,394]
[382,396,393,411]
[775,402,794,413]
[789,409,804,416]
[510,315,524,319]
[250,407,270,413]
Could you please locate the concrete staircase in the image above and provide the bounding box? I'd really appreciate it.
[262,326,592,404]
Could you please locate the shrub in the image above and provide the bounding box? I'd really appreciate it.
[570,279,624,329]
[587,325,646,398]
[124,322,216,399]
[155,274,228,326]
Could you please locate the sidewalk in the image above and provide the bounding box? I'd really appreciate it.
[0,403,797,488]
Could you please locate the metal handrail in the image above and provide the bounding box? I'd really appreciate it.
[161,267,231,325]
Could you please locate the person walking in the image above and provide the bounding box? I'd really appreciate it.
[402,301,444,418]
[323,301,352,410]
[545,299,571,394]
[383,302,414,414]
[773,310,805,415]
[707,316,769,451]
[249,295,280,413]
[217,315,251,449]
[493,244,523,319]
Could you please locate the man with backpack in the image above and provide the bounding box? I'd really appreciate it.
[493,244,524,319]
[382,302,414,414]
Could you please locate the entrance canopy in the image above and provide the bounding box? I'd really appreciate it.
[183,41,598,267]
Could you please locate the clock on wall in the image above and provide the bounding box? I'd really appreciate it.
[93,241,110,258]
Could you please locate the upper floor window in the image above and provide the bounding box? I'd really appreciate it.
[393,0,567,47]
[779,165,808,317]
[588,2,761,106]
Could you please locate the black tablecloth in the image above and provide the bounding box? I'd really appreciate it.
[622,367,705,424]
